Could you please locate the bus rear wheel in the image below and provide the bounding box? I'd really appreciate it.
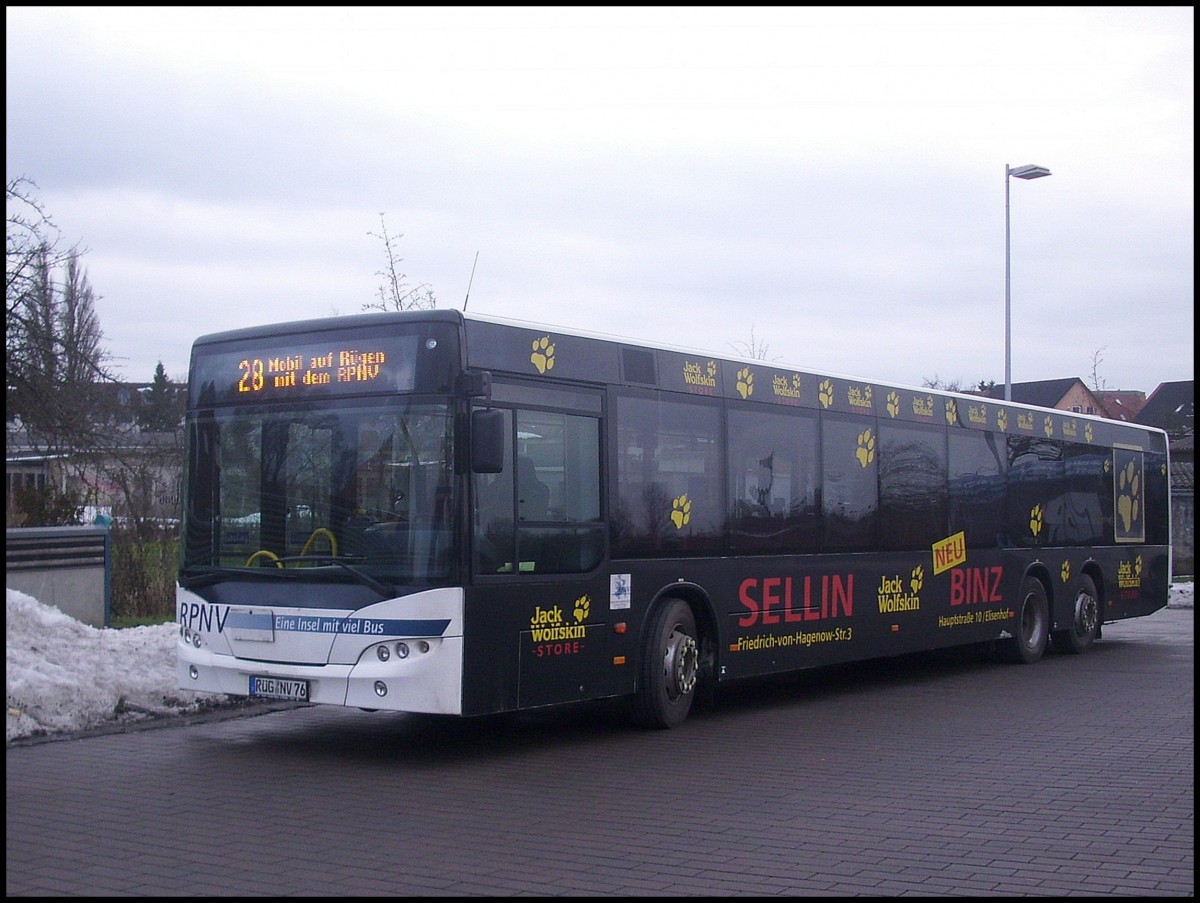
[632,598,699,729]
[999,576,1049,664]
[1052,574,1100,654]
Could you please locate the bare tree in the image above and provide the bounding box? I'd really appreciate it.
[7,178,117,529]
[1089,347,1110,391]
[7,241,112,454]
[921,375,967,392]
[7,177,71,318]
[729,325,781,361]
[362,213,436,312]
[920,376,998,394]
[7,180,182,616]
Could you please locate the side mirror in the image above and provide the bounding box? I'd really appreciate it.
[471,409,505,474]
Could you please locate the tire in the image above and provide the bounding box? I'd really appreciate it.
[1052,574,1100,654]
[999,576,1050,665]
[632,598,700,729]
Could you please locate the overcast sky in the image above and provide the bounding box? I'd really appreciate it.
[6,7,1194,394]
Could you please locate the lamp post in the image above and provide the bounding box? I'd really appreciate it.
[1004,163,1052,401]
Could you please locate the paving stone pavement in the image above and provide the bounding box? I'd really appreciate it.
[6,607,1193,896]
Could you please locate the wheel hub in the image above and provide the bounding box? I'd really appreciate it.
[665,629,699,698]
[1075,589,1098,635]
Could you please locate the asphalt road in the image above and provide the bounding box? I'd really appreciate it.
[6,607,1193,896]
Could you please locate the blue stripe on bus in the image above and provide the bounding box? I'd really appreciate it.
[269,615,451,637]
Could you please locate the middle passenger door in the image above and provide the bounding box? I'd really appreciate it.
[470,381,619,710]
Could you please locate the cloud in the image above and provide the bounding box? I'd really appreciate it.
[6,6,1193,391]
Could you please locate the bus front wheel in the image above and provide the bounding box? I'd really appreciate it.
[999,576,1050,664]
[632,598,699,729]
[1052,574,1100,654]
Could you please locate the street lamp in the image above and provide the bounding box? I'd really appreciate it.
[1004,163,1052,401]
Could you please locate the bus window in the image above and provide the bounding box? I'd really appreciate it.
[1007,437,1064,547]
[727,405,819,553]
[1059,442,1110,546]
[822,414,878,552]
[878,420,947,551]
[473,401,603,574]
[612,391,723,557]
[948,429,1007,548]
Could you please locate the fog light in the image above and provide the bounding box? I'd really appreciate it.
[192,633,202,648]
[189,665,198,680]
[373,680,388,697]
[376,644,390,662]
[417,640,430,654]
[395,642,410,659]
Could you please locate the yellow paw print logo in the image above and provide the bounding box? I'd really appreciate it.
[1103,458,1111,474]
[818,379,834,408]
[945,399,958,425]
[910,565,924,594]
[1060,560,1071,583]
[1117,461,1141,532]
[530,336,556,374]
[855,429,875,467]
[736,367,754,399]
[1029,504,1043,538]
[1084,423,1094,443]
[706,360,717,380]
[1043,416,1054,438]
[573,594,591,622]
[887,391,900,418]
[1134,555,1142,578]
[997,409,1008,432]
[671,494,691,529]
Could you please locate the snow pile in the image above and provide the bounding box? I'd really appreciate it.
[6,588,229,741]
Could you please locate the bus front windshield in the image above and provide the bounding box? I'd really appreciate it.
[181,400,458,589]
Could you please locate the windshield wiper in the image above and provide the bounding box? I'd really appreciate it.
[181,559,392,596]
[179,565,303,589]
[270,555,393,597]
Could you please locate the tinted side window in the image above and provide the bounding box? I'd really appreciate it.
[822,414,877,552]
[1007,437,1064,547]
[948,429,1007,549]
[878,421,947,551]
[612,391,723,557]
[1059,442,1110,546]
[727,405,819,553]
[1143,450,1170,546]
